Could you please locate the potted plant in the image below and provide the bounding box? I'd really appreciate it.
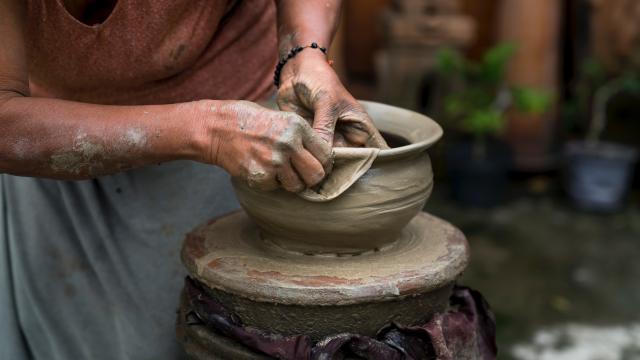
[564,70,639,212]
[435,43,553,207]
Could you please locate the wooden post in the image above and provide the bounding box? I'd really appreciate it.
[498,0,562,171]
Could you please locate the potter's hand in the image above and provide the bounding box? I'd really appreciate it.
[202,101,332,192]
[276,51,389,149]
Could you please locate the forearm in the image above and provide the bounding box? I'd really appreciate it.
[0,94,207,179]
[276,0,342,57]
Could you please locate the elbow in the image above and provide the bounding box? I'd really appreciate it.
[0,74,30,109]
[0,89,25,132]
[0,88,28,175]
[0,82,28,124]
[0,89,27,109]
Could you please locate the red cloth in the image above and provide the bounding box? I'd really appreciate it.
[185,277,498,360]
[25,0,277,104]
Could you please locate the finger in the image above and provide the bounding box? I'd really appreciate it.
[246,167,278,191]
[291,149,326,187]
[277,160,305,193]
[332,131,349,147]
[336,122,370,147]
[363,127,389,148]
[300,124,332,171]
[339,112,390,149]
[339,124,388,148]
[343,127,389,148]
[277,86,313,120]
[312,96,339,146]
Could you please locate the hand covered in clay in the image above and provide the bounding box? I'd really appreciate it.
[277,51,389,149]
[204,101,332,192]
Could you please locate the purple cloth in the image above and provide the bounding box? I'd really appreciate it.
[184,277,497,359]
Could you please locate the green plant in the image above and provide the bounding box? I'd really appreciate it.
[562,58,608,135]
[436,43,553,158]
[563,57,640,143]
[587,71,640,144]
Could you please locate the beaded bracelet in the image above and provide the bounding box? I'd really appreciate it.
[274,42,327,88]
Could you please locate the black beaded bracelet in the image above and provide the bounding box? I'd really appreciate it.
[274,42,327,88]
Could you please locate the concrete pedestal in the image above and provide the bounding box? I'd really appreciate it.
[177,210,469,358]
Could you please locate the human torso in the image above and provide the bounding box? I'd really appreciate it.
[1,2,276,359]
[25,0,277,104]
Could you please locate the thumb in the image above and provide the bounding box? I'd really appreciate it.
[312,98,338,147]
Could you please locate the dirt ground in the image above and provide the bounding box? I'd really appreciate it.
[424,183,640,359]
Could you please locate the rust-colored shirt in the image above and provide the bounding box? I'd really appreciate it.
[26,0,277,104]
[2,2,277,359]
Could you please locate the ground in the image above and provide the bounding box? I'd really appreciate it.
[424,181,640,359]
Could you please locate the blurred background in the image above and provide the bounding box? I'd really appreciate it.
[330,0,640,358]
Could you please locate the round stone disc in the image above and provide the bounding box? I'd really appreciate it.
[181,210,469,339]
[182,210,468,306]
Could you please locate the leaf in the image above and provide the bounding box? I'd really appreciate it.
[581,58,606,81]
[463,109,505,136]
[478,42,517,84]
[511,87,554,114]
[444,97,464,118]
[621,75,640,94]
[436,47,463,75]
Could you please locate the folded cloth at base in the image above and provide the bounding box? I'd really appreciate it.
[184,277,497,360]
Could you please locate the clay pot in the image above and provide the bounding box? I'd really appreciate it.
[232,101,443,254]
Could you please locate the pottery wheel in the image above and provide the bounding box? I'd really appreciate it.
[180,210,469,341]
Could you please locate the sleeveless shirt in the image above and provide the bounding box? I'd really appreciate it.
[26,0,276,104]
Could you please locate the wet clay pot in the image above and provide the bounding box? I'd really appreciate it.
[232,101,443,255]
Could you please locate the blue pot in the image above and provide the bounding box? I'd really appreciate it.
[447,140,511,208]
[564,141,637,212]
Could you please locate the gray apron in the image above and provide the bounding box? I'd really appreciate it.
[1,161,239,359]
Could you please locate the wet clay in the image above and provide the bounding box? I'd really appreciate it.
[232,101,443,254]
[180,211,469,339]
[297,147,379,202]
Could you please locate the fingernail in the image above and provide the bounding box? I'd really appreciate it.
[311,171,325,186]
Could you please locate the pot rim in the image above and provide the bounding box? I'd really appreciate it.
[359,101,443,161]
[564,140,638,161]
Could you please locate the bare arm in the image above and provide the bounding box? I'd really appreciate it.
[275,0,342,59]
[0,97,210,179]
[0,0,206,179]
[0,0,330,191]
[275,0,388,148]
